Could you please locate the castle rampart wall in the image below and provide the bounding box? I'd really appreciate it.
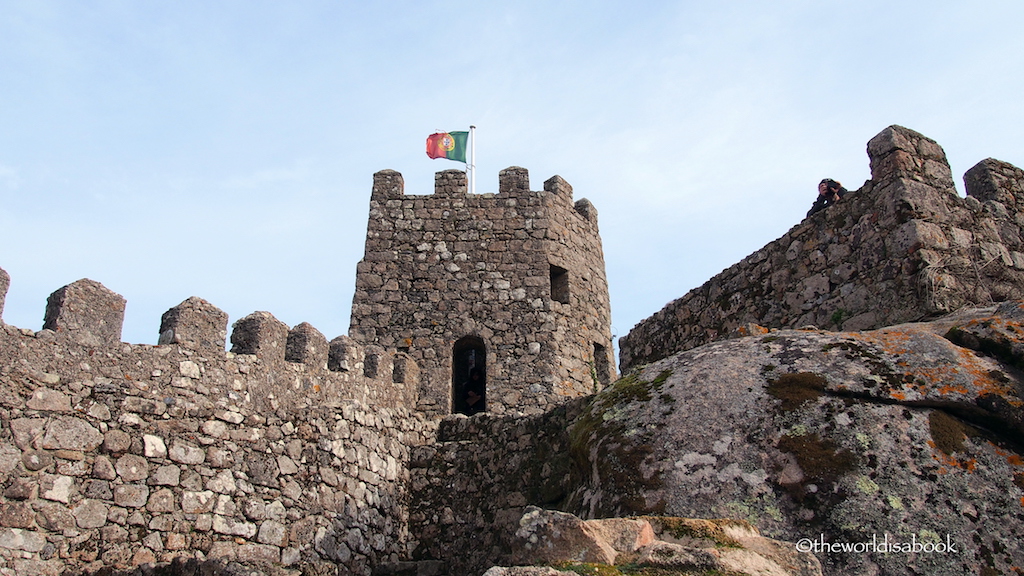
[0,273,435,575]
[620,125,1024,371]
[350,167,614,417]
[406,405,583,576]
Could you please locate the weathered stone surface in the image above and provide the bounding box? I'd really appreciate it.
[0,266,8,321]
[34,501,75,531]
[621,126,1024,371]
[0,443,21,476]
[483,568,576,576]
[569,305,1024,576]
[0,501,35,528]
[115,454,149,482]
[151,464,181,486]
[158,296,228,350]
[93,455,117,480]
[230,311,289,360]
[503,508,820,576]
[114,484,150,508]
[285,322,328,368]
[512,507,617,565]
[42,278,126,347]
[143,434,167,458]
[213,514,257,538]
[73,499,108,529]
[1,126,1018,576]
[0,528,46,552]
[4,477,37,500]
[256,519,288,546]
[22,450,53,471]
[40,417,103,451]
[147,488,176,513]
[103,429,131,453]
[39,474,73,503]
[26,388,72,412]
[181,490,216,514]
[168,440,205,465]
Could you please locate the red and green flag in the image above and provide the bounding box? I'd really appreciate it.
[426,131,468,163]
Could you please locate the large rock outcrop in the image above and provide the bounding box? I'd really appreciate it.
[483,506,822,576]
[569,302,1024,576]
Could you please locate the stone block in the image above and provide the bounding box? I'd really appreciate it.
[230,311,289,361]
[73,499,108,529]
[158,296,228,350]
[0,266,7,322]
[34,502,74,531]
[574,198,598,228]
[0,528,46,552]
[115,454,149,482]
[965,157,1024,209]
[113,484,150,508]
[0,502,35,528]
[26,388,72,412]
[372,169,405,200]
[498,166,530,195]
[867,125,953,189]
[42,279,126,347]
[181,491,216,514]
[285,322,328,368]
[434,169,467,196]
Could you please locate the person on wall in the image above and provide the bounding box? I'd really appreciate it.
[807,178,847,217]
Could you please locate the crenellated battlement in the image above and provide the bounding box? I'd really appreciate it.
[0,274,420,412]
[620,125,1024,370]
[369,167,598,228]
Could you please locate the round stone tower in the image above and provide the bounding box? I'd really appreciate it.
[349,167,615,417]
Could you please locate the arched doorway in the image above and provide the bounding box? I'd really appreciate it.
[452,336,486,415]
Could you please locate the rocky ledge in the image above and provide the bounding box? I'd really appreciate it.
[567,302,1024,576]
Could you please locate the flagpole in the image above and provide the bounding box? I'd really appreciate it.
[469,125,476,195]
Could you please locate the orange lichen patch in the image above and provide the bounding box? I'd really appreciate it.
[736,324,769,337]
[890,391,907,401]
[992,446,1024,469]
[854,329,914,355]
[929,444,978,473]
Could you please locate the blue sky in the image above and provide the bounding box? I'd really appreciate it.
[2,1,1022,362]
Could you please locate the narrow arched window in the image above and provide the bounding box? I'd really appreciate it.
[452,336,486,415]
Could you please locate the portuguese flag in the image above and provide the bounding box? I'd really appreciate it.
[426,131,468,163]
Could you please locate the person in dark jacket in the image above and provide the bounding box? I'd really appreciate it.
[807,178,847,217]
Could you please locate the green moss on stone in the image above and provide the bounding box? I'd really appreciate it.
[568,370,674,515]
[766,372,827,411]
[777,433,857,483]
[646,517,745,549]
[928,410,979,455]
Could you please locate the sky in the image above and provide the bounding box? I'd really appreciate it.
[2,1,1022,365]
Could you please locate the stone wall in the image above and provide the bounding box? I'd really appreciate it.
[0,274,436,576]
[406,401,584,576]
[350,168,615,417]
[620,125,1024,371]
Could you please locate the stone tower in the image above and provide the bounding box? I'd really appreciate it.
[349,167,615,416]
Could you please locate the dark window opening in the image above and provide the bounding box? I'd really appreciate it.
[550,264,570,304]
[452,336,486,415]
[593,342,611,390]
